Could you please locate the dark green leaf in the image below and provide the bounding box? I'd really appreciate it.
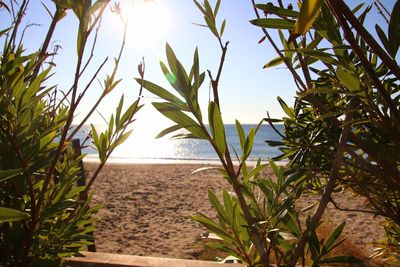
[375,24,391,54]
[0,168,23,182]
[255,4,299,18]
[388,0,400,56]
[319,255,362,264]
[0,207,30,222]
[250,18,295,30]
[322,222,345,253]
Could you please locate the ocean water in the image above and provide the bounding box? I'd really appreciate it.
[76,124,284,163]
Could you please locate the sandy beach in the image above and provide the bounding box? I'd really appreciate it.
[86,162,385,265]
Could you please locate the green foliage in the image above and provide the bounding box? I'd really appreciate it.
[137,1,360,266]
[253,0,400,264]
[0,1,141,266]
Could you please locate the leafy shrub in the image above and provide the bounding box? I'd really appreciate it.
[136,1,365,266]
[0,1,142,266]
[251,0,400,264]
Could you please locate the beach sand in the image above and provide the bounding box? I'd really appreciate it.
[86,162,385,264]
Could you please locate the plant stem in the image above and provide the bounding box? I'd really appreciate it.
[326,0,400,123]
[31,7,65,82]
[289,107,353,265]
[333,0,400,80]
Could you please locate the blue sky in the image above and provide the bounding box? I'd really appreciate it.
[0,0,393,129]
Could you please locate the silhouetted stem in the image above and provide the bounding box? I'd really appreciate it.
[289,109,353,265]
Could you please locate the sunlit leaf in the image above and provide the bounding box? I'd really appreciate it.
[263,56,284,69]
[153,102,207,139]
[336,69,360,91]
[208,101,226,155]
[289,0,323,41]
[156,125,182,139]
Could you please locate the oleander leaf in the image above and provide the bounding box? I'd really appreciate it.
[0,207,30,222]
[250,18,295,30]
[289,0,323,42]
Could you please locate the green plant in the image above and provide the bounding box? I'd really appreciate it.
[0,1,142,266]
[251,0,400,264]
[136,0,360,266]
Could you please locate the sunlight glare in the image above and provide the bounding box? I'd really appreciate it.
[114,0,172,50]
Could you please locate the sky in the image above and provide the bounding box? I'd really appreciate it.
[0,0,394,132]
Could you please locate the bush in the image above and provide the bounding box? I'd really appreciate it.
[138,0,399,266]
[0,1,142,266]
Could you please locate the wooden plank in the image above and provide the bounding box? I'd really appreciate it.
[64,252,245,267]
[72,139,96,253]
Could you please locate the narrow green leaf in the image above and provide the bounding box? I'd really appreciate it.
[208,101,226,155]
[336,69,360,91]
[111,130,133,151]
[235,120,245,151]
[192,213,235,242]
[242,128,255,161]
[250,18,295,30]
[244,164,268,182]
[108,114,114,136]
[255,3,299,18]
[323,222,345,253]
[220,19,226,37]
[156,125,182,139]
[290,0,323,41]
[115,95,124,128]
[388,0,400,56]
[375,24,390,54]
[153,102,207,139]
[193,0,206,15]
[135,78,188,111]
[263,56,284,68]
[277,97,294,118]
[214,0,221,17]
[0,207,30,222]
[319,255,362,264]
[0,169,23,182]
[91,124,99,145]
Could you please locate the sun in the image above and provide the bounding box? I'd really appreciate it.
[111,0,172,50]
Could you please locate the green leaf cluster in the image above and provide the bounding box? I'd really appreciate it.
[0,1,140,266]
[253,0,400,264]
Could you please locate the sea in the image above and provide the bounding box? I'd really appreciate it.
[76,124,285,164]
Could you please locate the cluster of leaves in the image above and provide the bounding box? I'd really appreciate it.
[136,0,362,266]
[251,0,400,264]
[0,1,141,266]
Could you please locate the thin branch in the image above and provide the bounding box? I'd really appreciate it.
[75,57,108,108]
[375,0,390,18]
[31,6,65,82]
[373,2,389,24]
[334,0,400,79]
[289,106,353,265]
[326,0,400,136]
[329,197,376,214]
[251,0,307,91]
